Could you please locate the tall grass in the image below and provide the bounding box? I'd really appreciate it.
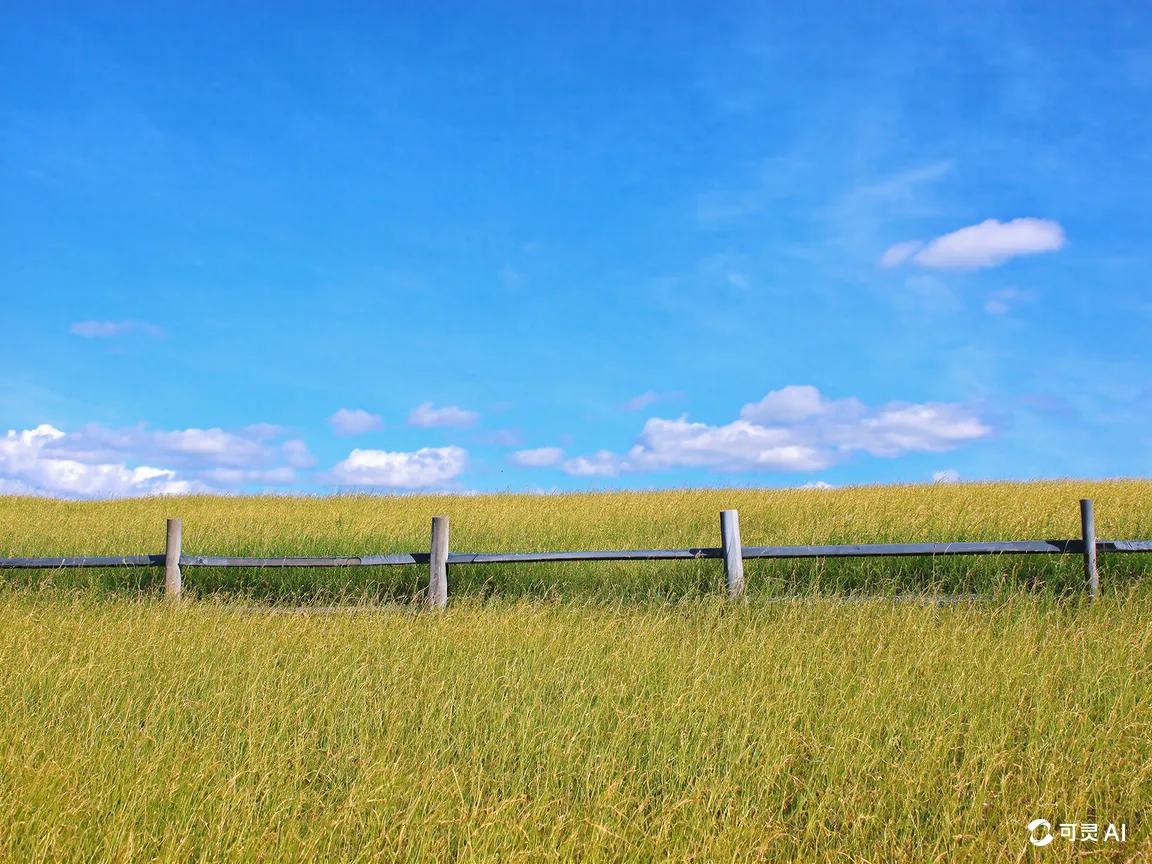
[0,593,1147,861]
[1,480,1150,600]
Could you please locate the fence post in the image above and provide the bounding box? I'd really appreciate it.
[165,518,182,599]
[1080,499,1098,600]
[429,516,449,609]
[720,509,745,600]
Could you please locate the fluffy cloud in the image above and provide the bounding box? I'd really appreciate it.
[621,418,830,473]
[329,408,382,436]
[881,218,1065,270]
[562,450,623,477]
[48,424,275,468]
[408,402,479,428]
[877,240,923,269]
[932,469,961,484]
[536,385,991,478]
[0,425,195,497]
[329,446,467,489]
[740,385,835,424]
[831,404,991,457]
[70,320,164,338]
[1,422,312,497]
[510,446,565,467]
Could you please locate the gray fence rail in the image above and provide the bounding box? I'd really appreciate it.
[1,499,1148,604]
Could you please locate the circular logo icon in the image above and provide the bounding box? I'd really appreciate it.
[1028,818,1054,847]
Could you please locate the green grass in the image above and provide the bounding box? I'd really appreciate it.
[0,593,1148,862]
[1,479,1150,601]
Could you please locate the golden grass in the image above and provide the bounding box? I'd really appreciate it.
[0,479,1149,599]
[1,482,1150,860]
[0,593,1147,862]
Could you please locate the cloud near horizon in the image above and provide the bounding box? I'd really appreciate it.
[329,446,467,488]
[881,218,1065,270]
[0,420,478,497]
[522,385,992,478]
[510,446,565,467]
[329,408,383,436]
[408,402,479,428]
[0,423,315,497]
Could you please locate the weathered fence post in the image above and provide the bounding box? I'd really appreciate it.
[720,509,745,600]
[165,518,182,599]
[428,515,450,609]
[1080,499,1099,599]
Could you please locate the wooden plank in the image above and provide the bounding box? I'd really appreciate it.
[428,516,449,609]
[363,553,427,565]
[180,554,421,567]
[165,518,182,598]
[450,548,722,564]
[741,540,1081,558]
[1081,499,1099,599]
[1101,540,1152,552]
[0,555,164,568]
[721,509,744,599]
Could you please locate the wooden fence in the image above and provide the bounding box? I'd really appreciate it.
[2,499,1150,605]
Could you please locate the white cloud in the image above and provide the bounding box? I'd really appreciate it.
[540,385,991,478]
[831,404,992,457]
[50,424,271,468]
[408,402,479,428]
[562,450,623,477]
[622,417,831,473]
[281,439,316,468]
[329,408,382,436]
[932,469,961,484]
[878,240,923,268]
[70,320,163,338]
[740,385,837,424]
[799,480,834,490]
[510,446,565,467]
[881,218,1065,271]
[153,428,266,464]
[0,425,194,497]
[329,446,467,489]
[1,422,316,497]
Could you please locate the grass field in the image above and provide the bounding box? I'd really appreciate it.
[0,481,1150,861]
[1,479,1150,600]
[0,594,1148,862]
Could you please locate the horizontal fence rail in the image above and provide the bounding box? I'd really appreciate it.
[1,500,1148,602]
[7,541,1152,570]
[0,555,167,569]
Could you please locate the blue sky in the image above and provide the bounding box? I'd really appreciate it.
[1,1,1150,496]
